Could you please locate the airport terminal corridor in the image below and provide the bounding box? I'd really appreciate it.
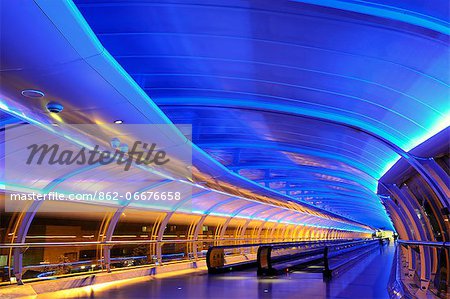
[0,0,449,298]
[48,243,396,299]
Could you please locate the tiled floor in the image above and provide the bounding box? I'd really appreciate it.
[71,245,395,299]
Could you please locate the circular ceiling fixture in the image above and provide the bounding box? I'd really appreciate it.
[21,89,45,98]
[114,120,124,124]
[46,101,64,113]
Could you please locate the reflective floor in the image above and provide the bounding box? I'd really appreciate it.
[61,245,395,299]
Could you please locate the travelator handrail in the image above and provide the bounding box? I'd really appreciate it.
[324,238,389,277]
[206,239,353,273]
[255,238,388,277]
[397,240,450,248]
[256,238,367,276]
[257,240,338,275]
[325,239,380,259]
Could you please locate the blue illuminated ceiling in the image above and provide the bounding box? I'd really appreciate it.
[1,0,448,230]
[68,0,449,229]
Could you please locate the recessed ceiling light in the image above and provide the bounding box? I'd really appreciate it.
[114,120,123,124]
[46,101,64,113]
[21,89,44,98]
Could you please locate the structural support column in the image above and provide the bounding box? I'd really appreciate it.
[192,215,207,260]
[156,212,173,264]
[102,206,127,272]
[403,186,440,277]
[386,184,432,290]
[13,201,42,285]
[421,158,450,202]
[219,218,233,241]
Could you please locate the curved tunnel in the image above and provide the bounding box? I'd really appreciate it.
[0,0,448,298]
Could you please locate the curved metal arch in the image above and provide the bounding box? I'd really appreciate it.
[287,213,318,226]
[160,95,448,209]
[13,162,104,243]
[276,184,374,194]
[279,190,381,203]
[103,187,215,266]
[277,211,299,223]
[103,179,173,241]
[190,141,371,227]
[292,0,450,35]
[382,197,410,240]
[144,71,441,128]
[12,162,104,283]
[207,202,263,246]
[390,210,421,284]
[409,177,449,241]
[385,184,432,286]
[421,158,450,198]
[274,185,379,202]
[264,209,292,221]
[194,203,264,247]
[197,139,384,178]
[230,202,260,217]
[229,164,376,192]
[384,198,418,277]
[256,177,376,196]
[400,186,440,276]
[203,196,237,214]
[165,102,395,161]
[290,212,330,225]
[171,189,211,212]
[101,179,172,271]
[122,25,448,83]
[246,205,276,219]
[152,91,412,145]
[402,186,436,241]
[308,200,387,211]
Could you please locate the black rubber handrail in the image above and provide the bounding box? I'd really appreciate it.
[324,238,389,277]
[256,239,370,275]
[398,240,449,247]
[207,239,353,273]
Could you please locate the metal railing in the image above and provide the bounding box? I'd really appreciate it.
[397,240,450,248]
[0,237,322,285]
[323,238,387,277]
[393,239,449,297]
[388,245,413,299]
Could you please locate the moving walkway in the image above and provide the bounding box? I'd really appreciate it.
[206,238,389,278]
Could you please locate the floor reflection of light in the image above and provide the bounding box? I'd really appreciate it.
[215,275,294,284]
[214,276,251,280]
[257,278,294,283]
[35,267,208,298]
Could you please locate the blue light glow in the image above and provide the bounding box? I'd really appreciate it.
[4,0,447,232]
